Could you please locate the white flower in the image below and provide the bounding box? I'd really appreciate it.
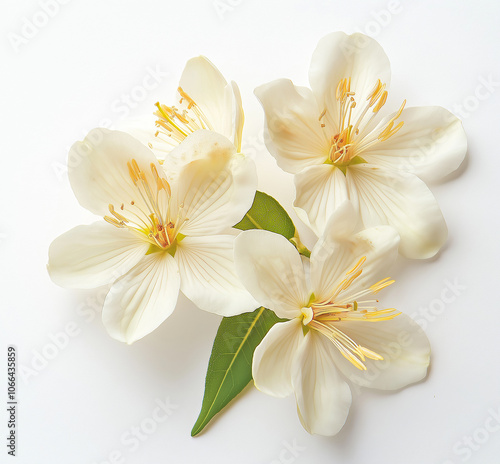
[48,128,258,344]
[120,56,244,170]
[234,203,430,436]
[255,32,467,259]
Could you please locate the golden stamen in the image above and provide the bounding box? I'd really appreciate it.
[373,90,388,113]
[370,278,395,293]
[346,256,367,275]
[307,254,400,370]
[324,77,406,166]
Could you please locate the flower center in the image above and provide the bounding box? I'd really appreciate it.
[305,256,400,370]
[153,87,214,150]
[104,159,186,255]
[321,77,406,172]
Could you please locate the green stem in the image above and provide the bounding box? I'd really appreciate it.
[289,232,311,258]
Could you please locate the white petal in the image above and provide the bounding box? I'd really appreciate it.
[314,200,358,240]
[178,56,236,141]
[165,129,235,174]
[311,218,399,302]
[347,164,447,259]
[230,80,245,152]
[102,253,180,344]
[293,164,351,236]
[166,130,257,204]
[175,235,258,316]
[332,313,431,390]
[252,319,304,398]
[234,230,308,319]
[362,106,467,182]
[48,222,148,289]
[292,330,352,436]
[113,114,170,159]
[117,58,244,157]
[68,128,163,217]
[309,32,391,133]
[228,152,258,222]
[172,134,256,235]
[254,79,329,174]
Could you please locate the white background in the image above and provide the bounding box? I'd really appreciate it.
[1,0,500,463]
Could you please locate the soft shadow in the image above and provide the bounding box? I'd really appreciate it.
[128,294,223,382]
[69,287,223,387]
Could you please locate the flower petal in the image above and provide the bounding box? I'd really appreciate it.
[165,129,236,179]
[48,221,148,289]
[254,79,329,174]
[178,56,238,143]
[117,58,244,157]
[230,80,244,152]
[362,106,467,182]
[102,253,180,344]
[234,230,308,319]
[113,114,169,159]
[347,164,447,259]
[332,313,431,390]
[175,235,258,316]
[172,133,257,235]
[252,318,304,398]
[165,128,256,188]
[293,164,351,236]
[292,330,352,436]
[314,199,358,240]
[68,128,162,217]
[309,32,391,133]
[310,211,399,302]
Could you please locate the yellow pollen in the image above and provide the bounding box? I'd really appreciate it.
[370,277,395,293]
[107,204,128,223]
[153,87,215,150]
[345,256,367,275]
[307,257,400,370]
[178,86,195,109]
[103,216,122,227]
[104,158,186,253]
[373,90,388,113]
[367,79,385,106]
[323,77,406,168]
[359,346,384,361]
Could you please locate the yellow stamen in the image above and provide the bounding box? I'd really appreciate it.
[359,346,384,361]
[108,204,128,223]
[305,255,400,370]
[104,216,123,227]
[323,77,406,167]
[153,87,216,150]
[370,278,395,293]
[373,90,388,113]
[346,256,367,275]
[104,158,187,253]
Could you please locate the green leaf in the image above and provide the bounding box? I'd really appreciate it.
[191,307,282,436]
[192,191,297,436]
[234,191,296,239]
